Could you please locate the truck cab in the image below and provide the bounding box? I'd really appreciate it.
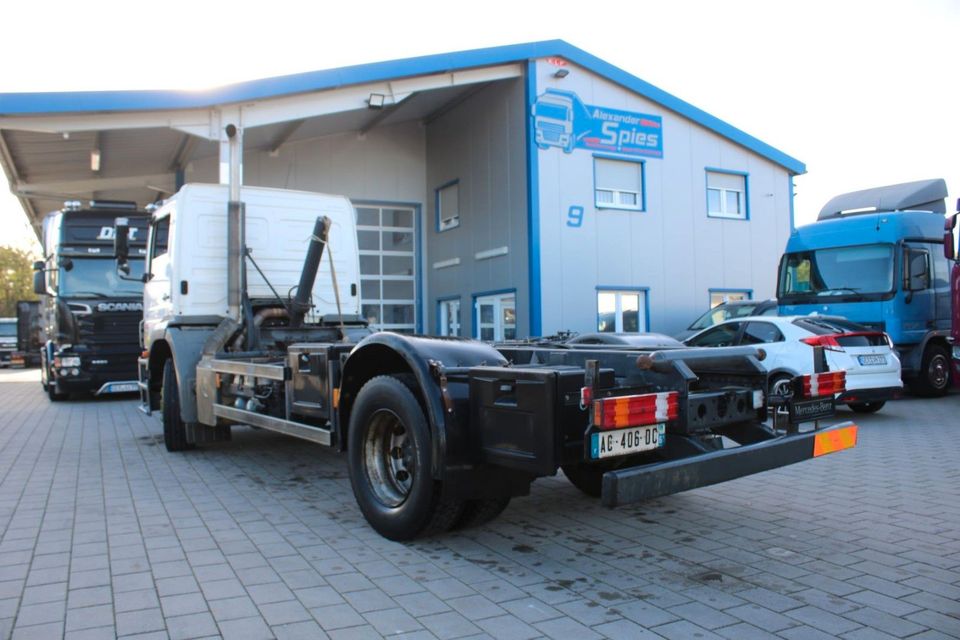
[34,200,150,399]
[778,179,951,396]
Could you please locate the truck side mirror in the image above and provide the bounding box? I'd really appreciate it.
[32,260,44,272]
[114,217,130,275]
[944,213,957,260]
[32,270,45,295]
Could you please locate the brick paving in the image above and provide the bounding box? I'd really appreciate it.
[0,367,957,639]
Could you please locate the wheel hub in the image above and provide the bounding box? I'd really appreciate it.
[363,410,414,507]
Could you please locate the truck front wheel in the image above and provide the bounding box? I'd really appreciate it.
[162,360,194,452]
[347,375,463,540]
[910,344,950,397]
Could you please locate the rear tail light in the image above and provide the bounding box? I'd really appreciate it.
[800,370,846,398]
[801,335,843,352]
[592,391,679,430]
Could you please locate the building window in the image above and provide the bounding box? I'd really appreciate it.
[706,170,748,220]
[597,289,648,333]
[356,205,417,334]
[709,289,751,307]
[475,291,516,341]
[438,298,461,336]
[436,180,460,232]
[595,157,644,210]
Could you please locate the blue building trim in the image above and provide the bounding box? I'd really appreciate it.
[788,174,796,232]
[595,285,651,332]
[471,287,518,339]
[352,199,423,334]
[0,40,805,175]
[525,60,542,338]
[434,179,460,233]
[705,167,750,221]
[592,153,646,212]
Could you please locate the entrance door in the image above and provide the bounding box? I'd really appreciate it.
[355,205,417,333]
[475,292,516,341]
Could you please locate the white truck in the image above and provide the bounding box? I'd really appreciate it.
[117,135,858,540]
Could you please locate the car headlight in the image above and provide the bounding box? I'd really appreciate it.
[55,356,81,367]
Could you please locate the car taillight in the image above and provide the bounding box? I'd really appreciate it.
[801,335,844,352]
[882,332,894,348]
[799,370,846,398]
[592,391,679,430]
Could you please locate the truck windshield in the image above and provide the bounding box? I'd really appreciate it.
[60,257,145,297]
[778,244,894,298]
[537,103,569,121]
[0,323,15,337]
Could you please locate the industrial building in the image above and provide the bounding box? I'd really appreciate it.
[0,40,804,338]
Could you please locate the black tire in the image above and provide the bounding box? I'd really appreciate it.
[561,463,606,497]
[453,497,511,530]
[909,344,950,397]
[848,401,885,414]
[347,375,463,541]
[162,360,194,452]
[46,380,67,402]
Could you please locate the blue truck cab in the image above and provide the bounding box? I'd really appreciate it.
[778,179,951,396]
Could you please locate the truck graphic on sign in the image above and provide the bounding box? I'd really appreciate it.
[532,89,663,158]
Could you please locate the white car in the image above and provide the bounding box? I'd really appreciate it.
[684,315,902,413]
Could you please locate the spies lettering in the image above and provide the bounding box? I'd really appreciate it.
[600,122,659,149]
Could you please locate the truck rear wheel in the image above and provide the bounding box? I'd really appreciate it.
[347,375,463,541]
[910,344,950,397]
[162,360,194,452]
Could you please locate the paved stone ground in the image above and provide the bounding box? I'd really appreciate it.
[0,368,957,640]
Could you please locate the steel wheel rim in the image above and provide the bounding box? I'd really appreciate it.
[929,354,948,390]
[362,409,413,507]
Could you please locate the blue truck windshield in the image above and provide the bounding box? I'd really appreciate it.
[60,258,145,298]
[779,244,894,298]
[537,103,569,121]
[0,323,15,337]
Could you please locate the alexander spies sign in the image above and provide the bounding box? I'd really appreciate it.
[532,89,662,158]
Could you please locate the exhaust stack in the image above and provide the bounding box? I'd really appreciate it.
[290,216,332,328]
[225,124,245,323]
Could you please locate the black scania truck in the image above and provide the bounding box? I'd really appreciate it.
[33,200,150,400]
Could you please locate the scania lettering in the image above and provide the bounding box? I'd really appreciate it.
[33,200,150,400]
[778,179,952,397]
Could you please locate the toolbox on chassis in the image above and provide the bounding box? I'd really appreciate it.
[124,135,857,540]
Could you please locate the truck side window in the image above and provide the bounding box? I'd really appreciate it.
[152,217,170,259]
[904,248,930,291]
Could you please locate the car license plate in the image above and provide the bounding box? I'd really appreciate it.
[591,424,665,459]
[107,383,139,393]
[858,354,886,366]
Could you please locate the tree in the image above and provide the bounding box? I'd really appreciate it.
[0,246,38,316]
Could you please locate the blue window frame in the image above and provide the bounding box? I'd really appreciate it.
[435,179,460,232]
[596,286,650,333]
[593,155,646,211]
[706,168,749,220]
[472,288,517,341]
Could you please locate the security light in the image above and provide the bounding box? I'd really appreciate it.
[367,93,386,109]
[553,68,570,79]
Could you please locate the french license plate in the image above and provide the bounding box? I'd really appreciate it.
[107,383,139,393]
[858,354,886,366]
[591,424,665,459]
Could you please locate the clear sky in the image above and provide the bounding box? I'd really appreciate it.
[1,0,958,255]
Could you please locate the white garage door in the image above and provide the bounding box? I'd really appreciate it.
[355,205,417,333]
